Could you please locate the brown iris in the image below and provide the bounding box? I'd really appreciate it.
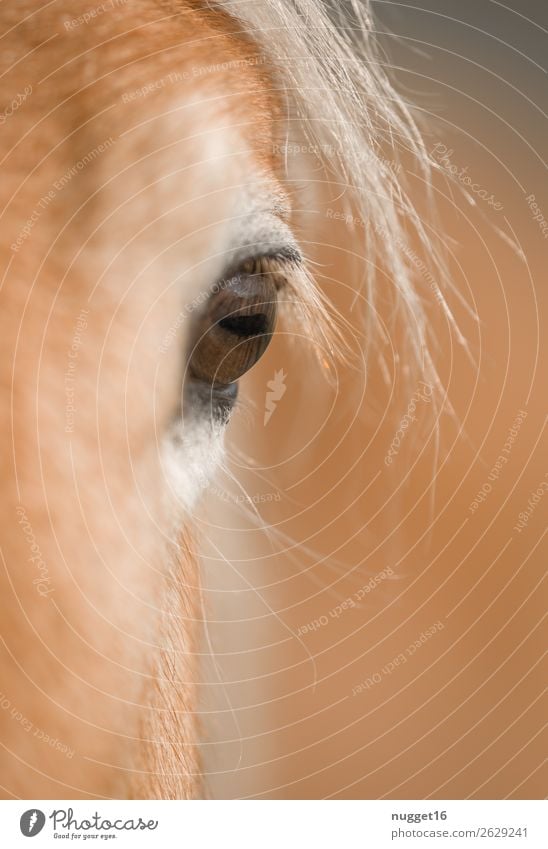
[189,273,278,385]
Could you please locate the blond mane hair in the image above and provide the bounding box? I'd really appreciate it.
[223,0,456,393]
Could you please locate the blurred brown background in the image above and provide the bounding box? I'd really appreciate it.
[199,0,547,798]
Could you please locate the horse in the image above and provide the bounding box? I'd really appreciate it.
[0,0,446,799]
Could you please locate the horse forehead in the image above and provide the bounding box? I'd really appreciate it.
[0,0,282,173]
[0,0,289,300]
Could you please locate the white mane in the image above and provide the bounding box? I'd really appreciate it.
[222,0,458,393]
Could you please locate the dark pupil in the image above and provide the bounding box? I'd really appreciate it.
[218,313,268,337]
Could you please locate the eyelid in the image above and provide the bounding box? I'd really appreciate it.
[216,246,303,293]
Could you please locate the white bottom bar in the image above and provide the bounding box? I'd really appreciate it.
[2,800,546,848]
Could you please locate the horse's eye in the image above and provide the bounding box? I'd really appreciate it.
[189,272,278,385]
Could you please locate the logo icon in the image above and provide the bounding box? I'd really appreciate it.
[264,368,287,425]
[20,809,46,837]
